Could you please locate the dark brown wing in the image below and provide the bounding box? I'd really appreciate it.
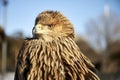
[14,40,31,80]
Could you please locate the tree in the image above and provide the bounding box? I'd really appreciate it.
[85,11,120,73]
[85,11,120,54]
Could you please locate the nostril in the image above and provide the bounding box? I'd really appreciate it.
[35,24,42,29]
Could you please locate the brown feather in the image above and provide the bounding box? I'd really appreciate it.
[14,37,100,80]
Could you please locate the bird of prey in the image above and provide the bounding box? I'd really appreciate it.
[14,11,100,80]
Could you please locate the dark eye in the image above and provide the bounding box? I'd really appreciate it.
[48,24,53,28]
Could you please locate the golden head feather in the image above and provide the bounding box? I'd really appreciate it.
[32,11,74,42]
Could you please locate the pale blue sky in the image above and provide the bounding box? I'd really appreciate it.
[0,0,120,37]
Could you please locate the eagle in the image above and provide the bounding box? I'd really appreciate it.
[14,11,100,80]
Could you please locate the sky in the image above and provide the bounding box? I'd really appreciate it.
[0,0,120,38]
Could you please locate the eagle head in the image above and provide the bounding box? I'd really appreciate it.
[32,11,74,42]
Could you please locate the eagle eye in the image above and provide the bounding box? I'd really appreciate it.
[48,24,53,28]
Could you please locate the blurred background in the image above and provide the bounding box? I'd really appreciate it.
[0,0,120,80]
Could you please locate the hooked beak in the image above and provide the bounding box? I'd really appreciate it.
[33,24,43,34]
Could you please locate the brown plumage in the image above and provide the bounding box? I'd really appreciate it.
[14,11,100,80]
